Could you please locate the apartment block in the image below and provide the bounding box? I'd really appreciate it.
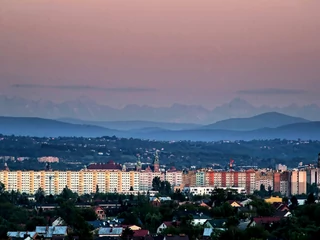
[165,167,182,187]
[280,171,290,196]
[290,170,307,195]
[183,169,256,194]
[255,171,274,191]
[273,172,281,193]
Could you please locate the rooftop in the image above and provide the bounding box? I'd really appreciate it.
[87,161,122,170]
[98,227,123,236]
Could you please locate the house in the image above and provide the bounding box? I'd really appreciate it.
[150,197,161,207]
[227,200,243,208]
[248,217,282,228]
[35,226,68,239]
[94,206,107,220]
[237,220,252,230]
[159,197,172,202]
[163,234,189,240]
[157,221,180,234]
[272,203,291,218]
[87,220,109,230]
[202,228,214,238]
[240,198,253,206]
[199,202,211,209]
[191,213,211,226]
[52,217,65,226]
[7,231,37,240]
[98,227,123,237]
[122,225,141,231]
[204,219,227,231]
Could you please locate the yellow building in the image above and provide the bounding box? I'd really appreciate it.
[265,196,283,204]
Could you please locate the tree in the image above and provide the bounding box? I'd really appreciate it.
[225,216,240,228]
[211,202,235,218]
[211,188,227,206]
[306,193,315,204]
[26,216,47,231]
[171,189,185,202]
[250,199,275,217]
[160,181,172,195]
[118,212,139,226]
[57,200,93,240]
[267,186,273,197]
[17,193,30,206]
[60,186,78,201]
[45,194,55,204]
[152,177,161,191]
[145,212,162,233]
[121,227,134,240]
[79,208,97,221]
[290,196,298,210]
[243,226,270,240]
[260,184,266,192]
[35,188,45,204]
[0,182,5,195]
[283,197,289,205]
[254,184,268,198]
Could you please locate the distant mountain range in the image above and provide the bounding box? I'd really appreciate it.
[202,112,310,131]
[0,117,120,138]
[58,118,201,131]
[1,95,320,124]
[141,122,320,142]
[1,112,319,141]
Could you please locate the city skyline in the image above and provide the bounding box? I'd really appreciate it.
[1,0,320,108]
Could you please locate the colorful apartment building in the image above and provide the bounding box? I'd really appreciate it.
[279,171,290,196]
[0,156,316,197]
[183,169,256,194]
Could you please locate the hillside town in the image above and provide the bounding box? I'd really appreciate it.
[1,152,319,198]
[1,152,319,240]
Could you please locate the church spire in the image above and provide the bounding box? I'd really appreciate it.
[136,154,142,171]
[4,162,9,171]
[153,150,160,172]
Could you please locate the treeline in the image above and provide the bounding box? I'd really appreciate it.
[1,135,320,170]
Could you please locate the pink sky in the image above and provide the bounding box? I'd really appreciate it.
[0,0,319,108]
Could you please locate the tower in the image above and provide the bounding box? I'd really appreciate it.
[4,162,9,171]
[45,162,52,171]
[136,155,142,171]
[153,151,160,172]
[122,164,127,172]
[318,153,320,168]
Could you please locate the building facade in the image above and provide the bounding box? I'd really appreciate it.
[290,170,307,195]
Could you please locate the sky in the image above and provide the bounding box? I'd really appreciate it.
[0,0,320,108]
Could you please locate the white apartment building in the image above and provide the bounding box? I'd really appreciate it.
[165,170,182,187]
[0,169,169,195]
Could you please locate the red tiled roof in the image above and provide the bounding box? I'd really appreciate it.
[94,206,104,211]
[253,217,282,224]
[165,235,189,240]
[163,221,180,227]
[167,166,177,172]
[133,230,149,237]
[199,202,211,208]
